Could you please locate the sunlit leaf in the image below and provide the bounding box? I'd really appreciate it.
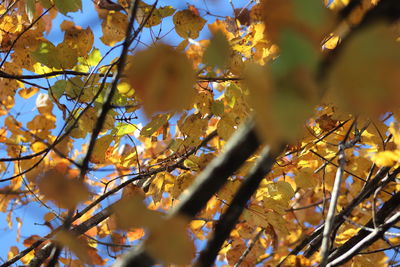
[173,9,206,39]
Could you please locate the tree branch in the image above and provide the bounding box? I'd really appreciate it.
[327,191,400,266]
[194,145,282,267]
[113,119,261,267]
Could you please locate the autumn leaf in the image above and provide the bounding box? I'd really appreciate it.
[99,10,128,46]
[145,216,195,265]
[173,9,206,39]
[55,0,82,15]
[203,30,231,68]
[136,2,175,27]
[328,22,400,116]
[126,44,196,116]
[55,231,90,263]
[38,169,89,209]
[112,194,163,230]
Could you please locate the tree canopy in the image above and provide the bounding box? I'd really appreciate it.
[1,0,400,266]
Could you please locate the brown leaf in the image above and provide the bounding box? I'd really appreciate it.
[38,169,89,209]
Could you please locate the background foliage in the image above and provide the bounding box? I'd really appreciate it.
[0,0,400,266]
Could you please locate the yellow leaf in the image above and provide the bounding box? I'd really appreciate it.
[18,87,39,99]
[16,217,22,242]
[7,246,19,260]
[194,92,213,115]
[147,172,175,203]
[136,3,175,27]
[140,113,170,137]
[217,113,238,140]
[371,150,400,167]
[173,9,206,39]
[23,235,41,247]
[263,196,287,215]
[31,141,47,153]
[241,204,270,228]
[99,11,128,46]
[266,181,295,202]
[55,42,78,68]
[117,81,135,97]
[126,44,195,116]
[178,113,207,139]
[323,34,340,50]
[27,114,56,131]
[183,158,199,171]
[60,20,94,57]
[283,255,311,267]
[389,122,400,147]
[35,93,54,115]
[172,172,195,199]
[335,228,360,245]
[265,211,289,236]
[20,250,35,265]
[295,167,318,189]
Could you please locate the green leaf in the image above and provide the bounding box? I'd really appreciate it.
[140,114,170,137]
[293,0,327,30]
[55,0,82,15]
[51,80,67,100]
[211,100,224,116]
[31,42,78,69]
[111,91,128,106]
[159,6,175,17]
[114,123,137,137]
[272,29,318,78]
[31,42,58,68]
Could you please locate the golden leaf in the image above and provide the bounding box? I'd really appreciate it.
[295,167,318,189]
[173,9,206,39]
[99,11,128,46]
[18,87,39,99]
